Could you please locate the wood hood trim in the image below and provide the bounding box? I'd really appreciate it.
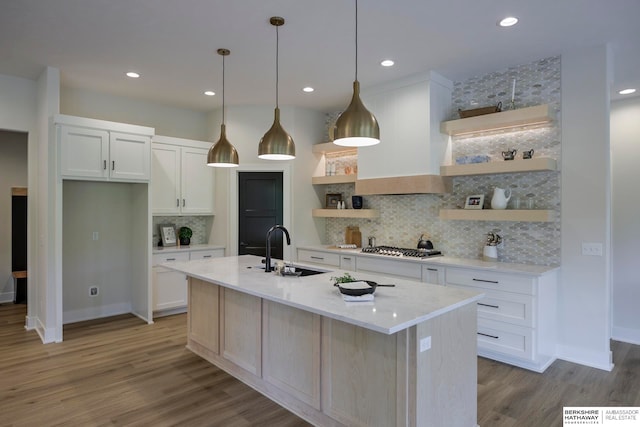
[355,175,452,195]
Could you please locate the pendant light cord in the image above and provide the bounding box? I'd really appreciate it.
[222,53,226,125]
[355,0,358,81]
[276,23,280,108]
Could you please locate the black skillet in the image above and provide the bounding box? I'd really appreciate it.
[334,280,395,296]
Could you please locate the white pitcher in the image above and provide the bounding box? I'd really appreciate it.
[491,187,511,210]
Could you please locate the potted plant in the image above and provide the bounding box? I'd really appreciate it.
[178,226,192,246]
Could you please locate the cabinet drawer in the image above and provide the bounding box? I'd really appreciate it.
[297,250,340,267]
[339,255,356,271]
[421,264,444,285]
[152,252,190,265]
[449,284,534,327]
[446,267,535,295]
[191,249,225,260]
[477,318,534,361]
[356,256,422,280]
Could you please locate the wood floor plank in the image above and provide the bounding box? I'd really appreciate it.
[1,303,639,427]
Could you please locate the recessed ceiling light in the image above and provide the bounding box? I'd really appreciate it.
[498,16,519,27]
[204,91,215,96]
[380,59,394,67]
[302,87,314,93]
[126,72,140,78]
[619,88,636,95]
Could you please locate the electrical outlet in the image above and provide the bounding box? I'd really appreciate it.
[92,231,99,241]
[89,286,99,296]
[581,242,603,256]
[420,336,431,352]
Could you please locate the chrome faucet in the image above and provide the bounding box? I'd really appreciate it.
[265,225,291,273]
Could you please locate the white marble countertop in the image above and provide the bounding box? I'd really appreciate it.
[153,244,225,255]
[298,245,559,276]
[162,254,483,335]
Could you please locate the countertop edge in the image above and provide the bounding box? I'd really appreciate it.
[297,245,559,276]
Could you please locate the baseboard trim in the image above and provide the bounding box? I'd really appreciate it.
[63,302,132,325]
[0,291,15,303]
[35,317,58,343]
[556,344,614,371]
[612,326,640,345]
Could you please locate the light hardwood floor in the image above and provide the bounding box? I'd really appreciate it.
[1,304,638,427]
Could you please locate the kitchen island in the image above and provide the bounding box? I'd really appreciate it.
[163,254,483,427]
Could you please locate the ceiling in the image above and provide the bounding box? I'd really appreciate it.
[2,0,639,112]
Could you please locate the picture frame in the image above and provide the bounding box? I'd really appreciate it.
[159,224,177,246]
[464,194,485,210]
[325,193,343,209]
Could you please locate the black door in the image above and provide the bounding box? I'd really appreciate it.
[238,172,284,259]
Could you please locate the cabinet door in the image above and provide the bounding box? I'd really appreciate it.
[151,145,181,214]
[340,255,356,271]
[60,125,109,180]
[110,132,151,181]
[153,267,188,311]
[181,147,215,214]
[422,264,444,285]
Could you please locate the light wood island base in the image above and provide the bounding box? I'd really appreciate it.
[186,277,478,427]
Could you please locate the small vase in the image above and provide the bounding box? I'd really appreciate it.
[179,237,191,246]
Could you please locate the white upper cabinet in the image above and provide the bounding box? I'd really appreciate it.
[152,136,215,215]
[358,71,453,179]
[56,115,153,183]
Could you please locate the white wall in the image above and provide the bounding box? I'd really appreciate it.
[208,105,325,256]
[558,46,613,370]
[62,181,137,323]
[0,130,28,302]
[61,87,209,141]
[611,96,640,344]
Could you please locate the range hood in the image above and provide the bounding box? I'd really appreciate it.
[355,174,452,195]
[353,72,454,195]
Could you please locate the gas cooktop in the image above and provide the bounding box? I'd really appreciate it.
[361,246,442,258]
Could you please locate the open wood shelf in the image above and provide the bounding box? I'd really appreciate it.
[440,157,557,177]
[440,104,555,136]
[312,174,358,185]
[439,209,554,222]
[312,209,379,219]
[312,142,358,156]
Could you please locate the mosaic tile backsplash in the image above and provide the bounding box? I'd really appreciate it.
[152,216,210,247]
[323,57,561,266]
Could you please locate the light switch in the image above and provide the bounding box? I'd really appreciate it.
[420,336,431,352]
[92,232,99,241]
[581,242,603,256]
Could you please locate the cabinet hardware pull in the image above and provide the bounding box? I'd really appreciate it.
[478,332,499,339]
[176,199,180,207]
[112,160,115,170]
[310,256,324,260]
[473,278,499,284]
[427,268,438,271]
[103,160,107,170]
[166,258,176,261]
[343,257,351,261]
[183,199,186,207]
[478,302,500,309]
[203,255,212,258]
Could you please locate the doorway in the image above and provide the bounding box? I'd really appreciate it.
[238,172,283,259]
[12,188,28,304]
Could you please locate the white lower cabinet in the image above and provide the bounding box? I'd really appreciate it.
[297,249,340,267]
[445,266,557,372]
[152,252,189,313]
[356,256,422,280]
[152,248,224,316]
[339,255,356,271]
[421,264,444,285]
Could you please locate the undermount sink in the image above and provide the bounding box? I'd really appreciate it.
[292,266,330,277]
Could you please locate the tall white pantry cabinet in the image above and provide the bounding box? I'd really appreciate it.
[151,135,215,215]
[54,114,154,340]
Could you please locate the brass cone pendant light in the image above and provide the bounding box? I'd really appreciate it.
[258,16,295,160]
[333,0,380,147]
[207,48,239,167]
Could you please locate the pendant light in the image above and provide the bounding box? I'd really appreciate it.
[258,16,295,160]
[333,0,380,147]
[207,48,239,168]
